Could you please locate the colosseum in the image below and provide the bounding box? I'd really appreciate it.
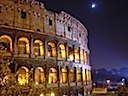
[0,0,92,96]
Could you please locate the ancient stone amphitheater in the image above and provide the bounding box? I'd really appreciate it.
[0,0,92,96]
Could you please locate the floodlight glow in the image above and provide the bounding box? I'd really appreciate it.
[40,94,44,96]
[51,93,55,96]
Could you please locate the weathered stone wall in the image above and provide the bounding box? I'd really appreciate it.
[0,0,88,52]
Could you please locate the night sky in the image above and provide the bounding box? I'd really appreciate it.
[39,0,128,70]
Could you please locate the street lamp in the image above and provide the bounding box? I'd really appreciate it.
[106,80,110,84]
[35,82,38,85]
[106,79,111,87]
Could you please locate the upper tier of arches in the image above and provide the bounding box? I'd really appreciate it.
[0,0,88,49]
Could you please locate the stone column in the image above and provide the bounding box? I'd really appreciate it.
[54,13,57,35]
[57,65,60,87]
[65,43,68,61]
[86,69,89,85]
[56,41,59,60]
[81,67,83,82]
[73,45,75,62]
[30,35,34,58]
[14,36,18,56]
[79,47,81,63]
[85,69,87,85]
[74,67,77,82]
[88,70,91,84]
[66,66,70,85]
[45,64,48,88]
[44,39,48,59]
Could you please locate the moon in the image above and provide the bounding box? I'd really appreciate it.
[91,3,97,9]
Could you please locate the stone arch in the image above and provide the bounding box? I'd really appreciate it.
[60,68,67,83]
[34,40,44,56]
[34,67,45,84]
[70,69,75,82]
[17,66,29,85]
[75,48,79,61]
[80,50,84,62]
[68,46,73,60]
[0,35,12,52]
[86,69,91,82]
[59,44,66,58]
[77,69,82,82]
[48,42,56,57]
[48,67,57,83]
[83,68,86,82]
[84,51,87,63]
[18,37,30,54]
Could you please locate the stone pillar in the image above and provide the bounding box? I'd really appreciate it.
[75,68,78,83]
[74,67,77,82]
[86,69,89,85]
[56,42,59,60]
[83,68,86,84]
[85,69,87,85]
[45,64,48,88]
[57,65,60,86]
[14,36,18,56]
[88,70,92,84]
[66,66,70,85]
[81,67,83,82]
[44,39,48,59]
[65,43,68,61]
[73,45,75,62]
[54,14,57,35]
[30,35,34,58]
[79,47,81,63]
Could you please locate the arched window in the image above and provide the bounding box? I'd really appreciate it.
[34,40,44,56]
[80,50,84,62]
[34,67,45,84]
[75,48,79,61]
[70,69,75,82]
[48,45,52,57]
[84,51,87,63]
[17,66,29,85]
[83,69,86,82]
[86,70,91,82]
[48,68,57,83]
[77,70,82,82]
[60,68,67,83]
[68,46,73,60]
[34,43,40,56]
[18,37,29,54]
[48,42,56,57]
[0,35,12,52]
[59,44,66,58]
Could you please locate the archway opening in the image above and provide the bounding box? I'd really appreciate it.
[48,42,56,57]
[34,67,45,84]
[48,68,57,83]
[60,68,67,83]
[17,66,29,85]
[0,35,12,52]
[59,44,66,58]
[34,40,44,56]
[18,37,29,54]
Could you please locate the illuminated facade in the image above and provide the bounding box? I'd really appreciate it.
[0,0,92,95]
